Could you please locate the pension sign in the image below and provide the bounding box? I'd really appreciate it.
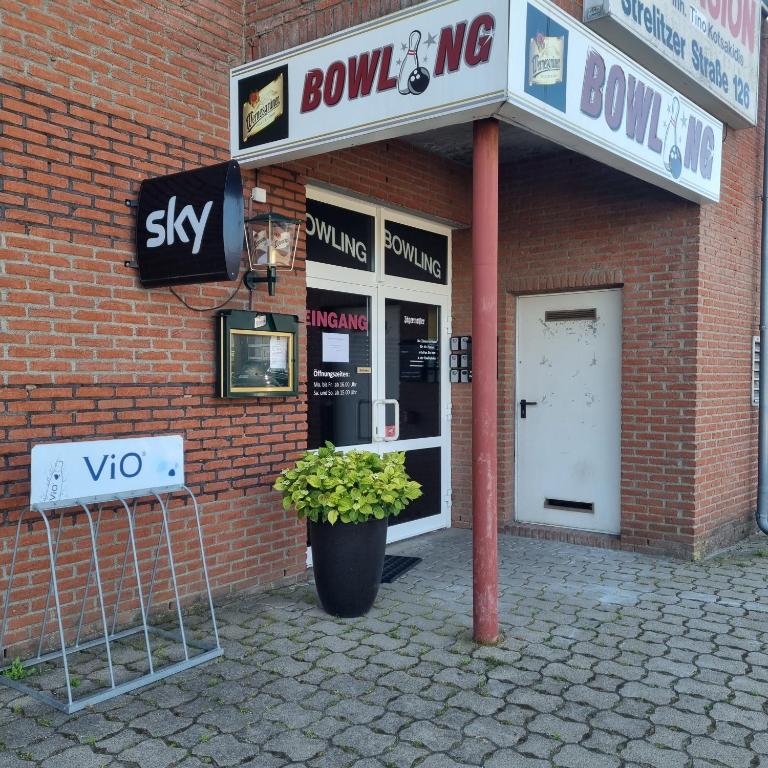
[584,0,760,127]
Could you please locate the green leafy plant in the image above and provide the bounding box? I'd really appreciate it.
[2,658,35,681]
[274,442,422,524]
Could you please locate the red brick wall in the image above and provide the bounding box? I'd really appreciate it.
[450,154,704,557]
[0,0,479,655]
[691,41,767,557]
[0,0,313,653]
[1,0,766,659]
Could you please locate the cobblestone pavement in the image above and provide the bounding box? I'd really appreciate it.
[4,529,768,767]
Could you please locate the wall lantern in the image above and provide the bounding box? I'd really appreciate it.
[244,212,302,295]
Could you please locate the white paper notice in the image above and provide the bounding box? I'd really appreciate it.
[269,336,288,369]
[322,333,349,363]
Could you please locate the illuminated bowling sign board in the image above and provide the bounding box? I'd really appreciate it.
[583,0,761,127]
[230,0,723,203]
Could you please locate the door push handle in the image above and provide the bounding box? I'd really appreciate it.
[520,399,538,419]
[373,398,400,441]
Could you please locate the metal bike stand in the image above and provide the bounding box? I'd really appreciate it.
[0,484,222,713]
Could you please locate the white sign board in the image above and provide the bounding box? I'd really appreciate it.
[230,0,509,166]
[230,0,724,203]
[31,435,184,510]
[583,0,760,127]
[502,0,723,202]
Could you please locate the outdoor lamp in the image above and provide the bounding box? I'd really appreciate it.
[244,212,302,295]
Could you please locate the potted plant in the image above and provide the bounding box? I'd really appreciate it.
[274,442,422,617]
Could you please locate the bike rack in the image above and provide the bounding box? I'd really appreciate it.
[0,483,222,713]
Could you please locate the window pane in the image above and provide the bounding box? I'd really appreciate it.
[307,288,372,448]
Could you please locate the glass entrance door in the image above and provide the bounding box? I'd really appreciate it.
[305,188,451,544]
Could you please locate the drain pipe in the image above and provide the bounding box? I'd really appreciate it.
[757,46,768,533]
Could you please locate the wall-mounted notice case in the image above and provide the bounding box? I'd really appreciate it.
[216,310,298,397]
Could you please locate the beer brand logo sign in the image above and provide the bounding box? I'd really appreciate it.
[237,65,289,150]
[242,73,285,143]
[529,33,565,85]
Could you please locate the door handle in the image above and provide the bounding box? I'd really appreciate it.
[520,399,538,419]
[373,399,400,441]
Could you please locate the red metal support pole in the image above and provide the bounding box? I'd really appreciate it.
[472,118,499,644]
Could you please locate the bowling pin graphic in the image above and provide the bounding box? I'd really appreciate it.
[662,97,682,179]
[399,30,427,95]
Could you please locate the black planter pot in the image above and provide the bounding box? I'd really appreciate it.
[309,517,388,618]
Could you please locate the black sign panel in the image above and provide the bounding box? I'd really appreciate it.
[306,198,374,273]
[307,288,372,449]
[389,447,441,526]
[135,161,243,287]
[238,65,289,151]
[385,300,440,441]
[384,220,447,285]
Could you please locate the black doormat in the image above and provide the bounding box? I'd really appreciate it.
[381,555,422,583]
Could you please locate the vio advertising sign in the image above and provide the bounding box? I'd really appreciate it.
[30,436,185,510]
[504,0,723,202]
[230,0,509,166]
[583,0,760,127]
[135,161,244,287]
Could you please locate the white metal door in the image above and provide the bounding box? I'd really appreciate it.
[515,289,621,534]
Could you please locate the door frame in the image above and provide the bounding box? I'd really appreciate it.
[513,288,622,534]
[305,185,453,546]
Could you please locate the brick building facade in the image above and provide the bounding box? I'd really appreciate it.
[0,0,766,652]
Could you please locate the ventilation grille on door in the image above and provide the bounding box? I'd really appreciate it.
[545,308,597,322]
[545,498,594,513]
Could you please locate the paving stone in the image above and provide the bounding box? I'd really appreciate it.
[527,714,589,743]
[464,716,525,748]
[325,699,383,724]
[18,530,768,768]
[687,737,755,767]
[387,693,442,718]
[650,706,711,735]
[21,734,76,761]
[40,746,107,768]
[417,756,476,768]
[486,751,551,768]
[400,720,461,751]
[621,739,689,768]
[306,746,358,768]
[378,742,428,767]
[445,690,504,716]
[580,729,626,754]
[561,684,618,710]
[332,725,395,757]
[130,709,192,737]
[450,734,497,765]
[619,682,676,705]
[264,701,323,729]
[119,738,187,768]
[553,744,621,768]
[710,701,768,730]
[590,711,652,739]
[263,730,325,762]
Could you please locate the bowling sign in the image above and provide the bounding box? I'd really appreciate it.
[230,0,723,203]
[230,0,510,166]
[503,0,723,203]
